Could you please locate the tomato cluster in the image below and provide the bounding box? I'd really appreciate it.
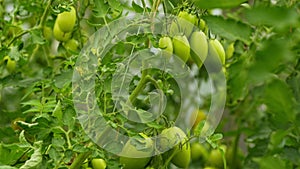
[191,143,244,169]
[159,10,228,73]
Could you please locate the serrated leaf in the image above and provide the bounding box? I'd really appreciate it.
[30,29,45,45]
[20,141,42,169]
[54,70,72,88]
[8,46,22,61]
[108,0,122,10]
[210,133,223,142]
[203,15,252,44]
[0,143,27,165]
[264,78,296,129]
[19,131,31,148]
[52,100,63,122]
[132,1,143,13]
[193,0,247,9]
[244,6,299,29]
[253,156,286,169]
[92,0,109,18]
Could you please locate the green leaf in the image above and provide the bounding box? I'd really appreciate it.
[30,29,45,45]
[247,38,294,85]
[132,1,144,13]
[92,0,109,18]
[193,0,247,9]
[202,15,252,44]
[20,141,42,169]
[253,156,286,169]
[244,6,299,29]
[19,131,31,148]
[263,78,296,129]
[0,165,17,169]
[108,0,122,10]
[0,143,27,165]
[52,100,63,122]
[54,69,72,88]
[8,46,22,61]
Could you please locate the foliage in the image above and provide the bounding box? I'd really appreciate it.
[0,0,300,169]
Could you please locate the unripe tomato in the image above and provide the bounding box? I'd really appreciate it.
[207,145,226,168]
[43,26,52,40]
[199,19,206,32]
[120,137,153,169]
[204,39,224,73]
[189,31,208,68]
[226,42,235,59]
[64,39,79,52]
[225,146,243,168]
[159,127,191,168]
[56,6,76,32]
[53,21,71,42]
[169,20,180,37]
[190,142,209,161]
[177,11,197,38]
[203,167,217,169]
[172,35,190,63]
[211,39,225,64]
[3,56,16,73]
[159,36,173,58]
[191,109,206,129]
[91,158,106,169]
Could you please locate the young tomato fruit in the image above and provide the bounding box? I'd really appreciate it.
[177,11,197,38]
[211,39,225,64]
[3,56,16,73]
[43,26,52,40]
[226,42,235,59]
[53,22,71,42]
[189,31,208,68]
[56,6,77,32]
[190,142,209,161]
[160,127,191,168]
[172,35,190,63]
[207,145,227,168]
[64,39,79,52]
[120,137,153,169]
[204,39,225,73]
[159,36,173,58]
[91,158,106,169]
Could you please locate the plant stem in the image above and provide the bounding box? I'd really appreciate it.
[129,69,148,104]
[69,151,92,169]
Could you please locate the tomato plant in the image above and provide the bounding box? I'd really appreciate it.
[1,0,300,169]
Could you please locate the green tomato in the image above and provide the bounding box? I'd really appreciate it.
[64,39,79,52]
[91,158,106,169]
[43,26,53,40]
[225,146,243,168]
[204,39,225,73]
[190,142,208,161]
[159,36,173,58]
[211,39,225,64]
[207,146,226,168]
[159,127,191,168]
[177,11,197,38]
[172,35,190,63]
[56,6,77,32]
[53,21,71,42]
[226,42,235,59]
[189,31,208,68]
[169,20,180,37]
[203,167,217,169]
[3,56,16,73]
[120,137,153,169]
